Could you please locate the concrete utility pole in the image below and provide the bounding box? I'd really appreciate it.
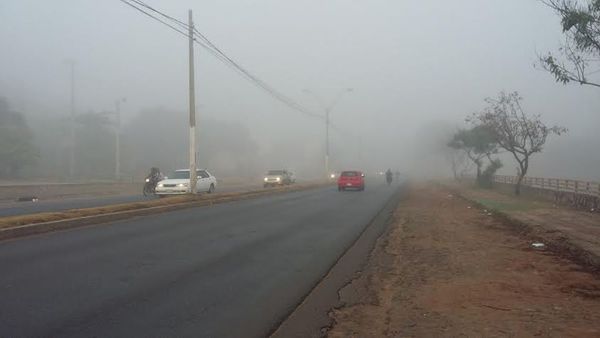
[66,59,76,179]
[188,9,197,194]
[114,98,126,181]
[303,88,353,178]
[325,108,330,177]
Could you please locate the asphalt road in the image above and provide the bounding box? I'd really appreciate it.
[0,184,262,218]
[0,179,401,337]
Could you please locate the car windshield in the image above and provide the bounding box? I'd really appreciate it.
[267,170,285,175]
[171,171,190,179]
[341,171,359,177]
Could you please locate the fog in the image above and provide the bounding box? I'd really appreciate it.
[1,0,599,181]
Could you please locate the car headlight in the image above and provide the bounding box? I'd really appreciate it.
[330,174,335,178]
[276,177,281,181]
[157,184,164,188]
[177,183,188,187]
[145,178,150,182]
[264,177,268,182]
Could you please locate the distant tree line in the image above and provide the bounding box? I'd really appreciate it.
[0,97,262,180]
[0,97,39,178]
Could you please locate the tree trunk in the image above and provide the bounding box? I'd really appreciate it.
[515,158,528,196]
[515,174,524,196]
[451,160,459,181]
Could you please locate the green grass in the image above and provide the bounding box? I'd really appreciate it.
[474,198,542,212]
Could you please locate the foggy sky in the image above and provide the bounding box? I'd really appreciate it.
[1,0,599,179]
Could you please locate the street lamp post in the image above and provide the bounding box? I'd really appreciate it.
[114,98,126,181]
[64,59,76,180]
[303,88,353,178]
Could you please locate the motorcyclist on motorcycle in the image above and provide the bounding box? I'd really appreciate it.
[143,167,164,196]
[385,169,393,185]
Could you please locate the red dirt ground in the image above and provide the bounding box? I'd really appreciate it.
[326,184,600,337]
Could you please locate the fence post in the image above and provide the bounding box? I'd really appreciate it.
[541,178,544,190]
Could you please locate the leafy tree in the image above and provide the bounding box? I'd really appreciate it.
[0,98,39,177]
[539,0,600,88]
[447,126,498,180]
[470,91,566,195]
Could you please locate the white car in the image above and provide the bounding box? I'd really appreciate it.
[155,169,217,196]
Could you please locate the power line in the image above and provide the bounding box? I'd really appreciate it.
[119,0,188,38]
[119,1,226,61]
[128,0,188,30]
[191,28,323,120]
[120,0,323,121]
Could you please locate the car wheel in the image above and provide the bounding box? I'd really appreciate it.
[208,184,215,194]
[338,186,343,191]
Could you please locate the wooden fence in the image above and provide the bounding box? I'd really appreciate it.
[494,175,600,211]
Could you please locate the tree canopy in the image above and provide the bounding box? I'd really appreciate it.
[539,0,600,88]
[448,125,498,179]
[469,91,566,195]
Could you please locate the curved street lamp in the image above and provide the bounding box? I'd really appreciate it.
[302,88,353,178]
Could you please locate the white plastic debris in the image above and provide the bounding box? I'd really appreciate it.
[487,213,493,216]
[531,243,545,249]
[467,206,472,209]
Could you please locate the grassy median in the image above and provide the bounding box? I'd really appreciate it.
[0,183,327,231]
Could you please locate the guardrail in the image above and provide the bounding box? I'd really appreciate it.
[494,175,600,211]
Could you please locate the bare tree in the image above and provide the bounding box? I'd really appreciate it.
[445,147,472,181]
[470,91,566,195]
[538,0,600,88]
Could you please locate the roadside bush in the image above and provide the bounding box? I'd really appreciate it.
[477,159,502,188]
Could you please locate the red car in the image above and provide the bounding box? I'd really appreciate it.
[337,171,365,191]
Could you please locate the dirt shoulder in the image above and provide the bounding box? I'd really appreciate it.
[450,182,600,271]
[326,184,600,337]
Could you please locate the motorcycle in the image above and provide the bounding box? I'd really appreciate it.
[386,172,393,186]
[143,177,158,196]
